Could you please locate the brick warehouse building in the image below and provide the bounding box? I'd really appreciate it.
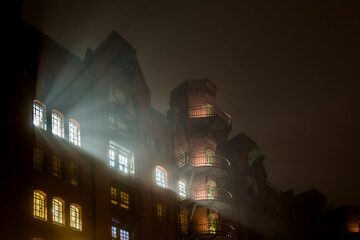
[2,18,360,240]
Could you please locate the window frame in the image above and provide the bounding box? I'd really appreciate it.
[69,204,82,231]
[155,166,167,188]
[33,190,47,220]
[69,119,81,146]
[33,100,46,130]
[52,197,65,225]
[52,154,62,178]
[52,110,64,138]
[179,180,187,197]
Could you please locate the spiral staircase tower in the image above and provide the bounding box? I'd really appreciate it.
[167,79,234,239]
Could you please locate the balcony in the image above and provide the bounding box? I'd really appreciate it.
[188,187,232,211]
[188,105,231,127]
[178,152,231,178]
[180,221,234,240]
[185,105,231,141]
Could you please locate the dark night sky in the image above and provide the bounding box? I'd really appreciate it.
[22,0,360,207]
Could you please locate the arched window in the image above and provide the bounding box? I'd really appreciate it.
[33,100,46,130]
[70,204,81,230]
[33,190,47,220]
[52,197,64,224]
[52,110,64,138]
[155,166,167,188]
[179,180,186,197]
[69,119,81,146]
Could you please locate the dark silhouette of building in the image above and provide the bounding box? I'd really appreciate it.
[2,17,359,240]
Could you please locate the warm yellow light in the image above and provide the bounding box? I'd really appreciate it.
[348,221,360,233]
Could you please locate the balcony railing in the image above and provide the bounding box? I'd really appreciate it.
[188,187,232,203]
[177,152,231,171]
[180,221,234,239]
[188,105,232,126]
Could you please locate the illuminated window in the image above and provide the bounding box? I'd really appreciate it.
[120,229,129,240]
[120,191,129,209]
[52,111,64,138]
[112,226,117,239]
[118,153,128,173]
[208,182,215,200]
[155,166,166,188]
[109,148,115,167]
[206,149,214,165]
[34,147,45,171]
[209,215,217,234]
[111,187,118,205]
[180,213,189,234]
[33,101,46,130]
[157,203,167,222]
[109,144,133,174]
[70,163,79,186]
[69,120,81,146]
[33,190,47,220]
[70,204,81,230]
[117,119,127,132]
[52,155,62,178]
[179,181,186,197]
[52,198,64,224]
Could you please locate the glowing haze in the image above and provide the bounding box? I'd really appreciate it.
[22,0,360,206]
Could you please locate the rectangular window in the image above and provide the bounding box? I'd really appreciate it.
[111,187,118,205]
[70,163,79,186]
[34,147,45,171]
[180,213,189,234]
[157,203,167,222]
[179,181,186,197]
[120,229,129,240]
[109,143,133,174]
[118,153,128,173]
[117,119,127,132]
[112,226,117,239]
[52,155,62,178]
[120,191,129,209]
[109,148,115,167]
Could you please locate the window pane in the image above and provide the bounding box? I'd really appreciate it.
[33,147,45,171]
[112,226,117,239]
[70,163,79,186]
[52,155,62,178]
[52,198,63,224]
[179,181,186,197]
[155,167,166,188]
[119,153,128,173]
[120,191,129,209]
[33,103,45,129]
[111,187,118,205]
[70,205,81,230]
[109,149,115,167]
[33,191,46,220]
[69,121,80,146]
[52,112,63,137]
[120,229,129,240]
